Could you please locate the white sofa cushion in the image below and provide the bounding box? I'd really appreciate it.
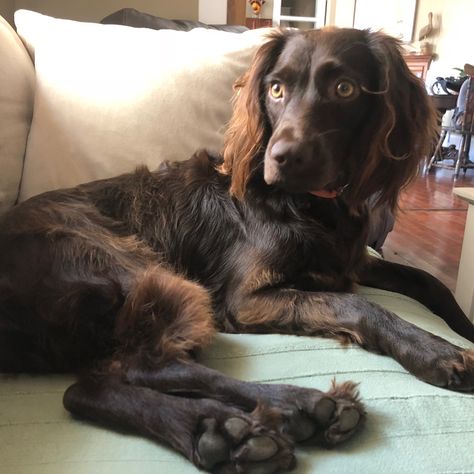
[0,15,35,212]
[14,10,269,201]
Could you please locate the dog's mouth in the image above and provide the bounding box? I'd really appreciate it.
[263,152,349,198]
[310,189,339,198]
[310,181,348,199]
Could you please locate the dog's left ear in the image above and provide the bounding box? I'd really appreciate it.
[348,31,438,211]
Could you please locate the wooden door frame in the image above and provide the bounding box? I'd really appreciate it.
[227,0,246,25]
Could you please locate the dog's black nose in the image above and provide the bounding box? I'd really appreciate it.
[264,139,307,186]
[269,140,303,166]
[270,141,289,164]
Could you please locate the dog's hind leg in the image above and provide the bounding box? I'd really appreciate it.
[63,374,296,473]
[112,264,217,362]
[64,266,296,473]
[93,265,364,449]
[120,359,365,447]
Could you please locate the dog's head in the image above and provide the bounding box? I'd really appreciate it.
[221,28,437,210]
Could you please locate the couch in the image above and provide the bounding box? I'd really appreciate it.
[0,10,473,474]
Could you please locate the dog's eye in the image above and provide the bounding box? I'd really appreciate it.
[269,82,284,99]
[335,80,355,98]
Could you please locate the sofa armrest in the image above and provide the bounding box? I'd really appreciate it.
[454,187,474,322]
[0,15,35,213]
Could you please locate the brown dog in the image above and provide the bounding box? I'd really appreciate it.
[1,28,473,473]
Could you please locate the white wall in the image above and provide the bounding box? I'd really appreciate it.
[415,0,474,78]
[327,0,473,78]
[327,0,354,26]
[199,0,227,24]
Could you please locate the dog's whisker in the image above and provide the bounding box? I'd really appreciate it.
[317,128,341,137]
[361,84,389,95]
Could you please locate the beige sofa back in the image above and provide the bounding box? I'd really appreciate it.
[0,10,268,205]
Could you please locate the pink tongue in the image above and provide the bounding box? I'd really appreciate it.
[310,189,338,198]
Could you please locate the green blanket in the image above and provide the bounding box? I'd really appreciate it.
[1,288,473,473]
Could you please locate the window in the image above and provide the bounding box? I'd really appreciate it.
[272,0,327,29]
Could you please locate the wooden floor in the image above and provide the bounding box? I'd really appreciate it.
[383,167,474,292]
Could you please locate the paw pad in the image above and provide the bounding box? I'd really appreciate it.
[197,416,294,473]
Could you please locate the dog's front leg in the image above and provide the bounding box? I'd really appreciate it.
[357,257,474,342]
[230,288,474,392]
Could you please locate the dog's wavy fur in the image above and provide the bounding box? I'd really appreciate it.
[1,28,473,473]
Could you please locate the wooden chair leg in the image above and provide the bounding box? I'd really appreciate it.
[454,134,467,177]
[427,129,447,171]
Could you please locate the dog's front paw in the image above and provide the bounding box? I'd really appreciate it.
[431,349,474,392]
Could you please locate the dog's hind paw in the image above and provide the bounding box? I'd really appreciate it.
[195,414,295,473]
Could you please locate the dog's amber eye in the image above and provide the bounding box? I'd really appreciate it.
[270,82,284,99]
[336,80,355,98]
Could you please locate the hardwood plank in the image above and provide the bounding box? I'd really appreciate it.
[383,168,474,292]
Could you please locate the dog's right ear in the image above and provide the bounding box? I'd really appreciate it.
[220,30,290,199]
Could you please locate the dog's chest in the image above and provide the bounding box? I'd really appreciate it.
[240,199,368,291]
